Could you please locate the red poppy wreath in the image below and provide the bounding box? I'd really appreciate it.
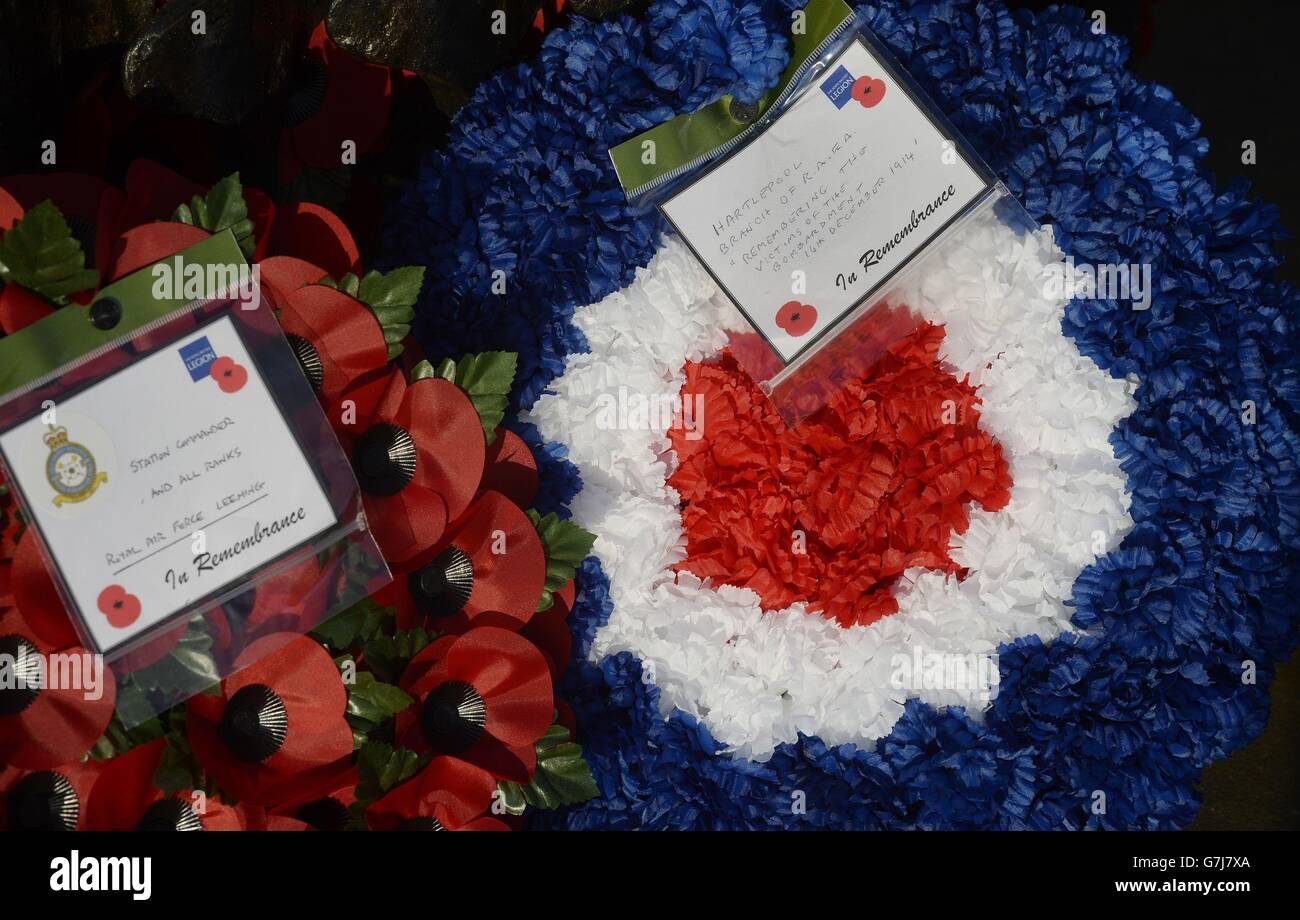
[0,163,599,831]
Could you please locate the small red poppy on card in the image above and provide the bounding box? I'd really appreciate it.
[209,356,248,393]
[96,584,140,628]
[775,300,817,337]
[852,76,886,108]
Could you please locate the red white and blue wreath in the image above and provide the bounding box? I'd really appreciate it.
[384,0,1300,829]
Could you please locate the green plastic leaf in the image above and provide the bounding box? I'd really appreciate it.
[0,200,99,303]
[127,627,221,692]
[172,172,256,256]
[499,723,599,811]
[495,780,529,816]
[410,358,457,383]
[318,271,361,298]
[354,741,427,805]
[445,352,517,444]
[345,672,414,731]
[434,358,457,381]
[354,266,424,360]
[111,682,165,736]
[87,734,118,762]
[362,628,433,685]
[311,596,391,651]
[527,510,597,611]
[152,729,202,795]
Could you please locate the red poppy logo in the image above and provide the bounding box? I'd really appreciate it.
[851,76,886,108]
[97,584,141,628]
[775,301,817,337]
[210,356,249,393]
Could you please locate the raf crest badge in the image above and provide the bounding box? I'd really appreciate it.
[44,425,106,506]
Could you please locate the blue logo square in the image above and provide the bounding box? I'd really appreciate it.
[179,336,217,381]
[821,65,854,109]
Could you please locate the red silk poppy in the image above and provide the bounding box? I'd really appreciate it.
[0,758,103,831]
[364,756,499,831]
[395,627,553,784]
[275,281,390,415]
[519,578,575,684]
[0,603,116,770]
[669,322,1011,627]
[0,185,22,231]
[119,159,207,233]
[10,535,78,651]
[280,22,392,179]
[391,490,546,633]
[268,202,362,280]
[187,633,353,805]
[336,370,485,563]
[268,757,357,830]
[480,427,539,508]
[239,555,332,643]
[259,254,329,309]
[116,159,281,266]
[0,483,17,607]
[84,739,249,831]
[253,813,313,831]
[0,282,58,336]
[106,221,211,282]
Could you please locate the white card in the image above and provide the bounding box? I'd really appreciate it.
[661,36,991,363]
[0,316,338,656]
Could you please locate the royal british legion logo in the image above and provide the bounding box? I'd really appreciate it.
[821,64,855,109]
[179,336,218,381]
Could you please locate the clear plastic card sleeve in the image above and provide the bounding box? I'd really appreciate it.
[610,0,1038,426]
[0,230,390,726]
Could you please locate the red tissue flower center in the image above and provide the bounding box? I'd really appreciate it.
[668,322,1012,628]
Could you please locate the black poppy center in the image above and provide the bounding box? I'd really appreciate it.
[137,797,204,831]
[407,546,474,618]
[8,771,78,831]
[420,680,486,755]
[296,796,351,832]
[218,683,289,763]
[284,57,328,126]
[398,816,446,831]
[0,635,42,716]
[287,333,325,392]
[352,423,417,497]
